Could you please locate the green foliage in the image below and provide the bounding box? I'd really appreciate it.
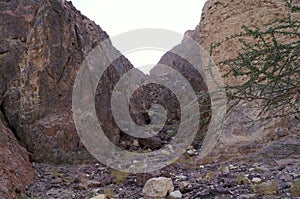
[211,0,300,119]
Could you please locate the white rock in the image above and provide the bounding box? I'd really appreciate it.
[142,177,174,199]
[90,194,106,199]
[251,177,262,183]
[175,175,188,181]
[133,139,139,147]
[237,194,256,199]
[168,190,183,199]
[186,149,198,156]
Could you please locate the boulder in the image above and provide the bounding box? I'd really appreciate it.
[142,177,174,199]
[0,118,34,198]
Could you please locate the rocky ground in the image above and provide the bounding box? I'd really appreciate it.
[24,157,300,199]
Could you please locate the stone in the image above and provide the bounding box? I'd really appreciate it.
[237,194,256,199]
[175,175,188,181]
[254,166,269,173]
[253,181,278,196]
[251,178,262,183]
[142,177,174,199]
[179,181,189,192]
[219,165,230,174]
[186,149,198,157]
[168,190,183,199]
[91,194,106,199]
[289,177,300,197]
[236,174,251,185]
[133,139,140,147]
[0,119,34,198]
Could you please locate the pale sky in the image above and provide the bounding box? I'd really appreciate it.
[71,0,206,73]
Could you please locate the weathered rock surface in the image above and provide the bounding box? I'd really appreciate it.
[168,190,183,199]
[149,32,211,149]
[142,177,174,199]
[0,0,133,163]
[0,119,34,198]
[197,0,300,165]
[0,0,210,166]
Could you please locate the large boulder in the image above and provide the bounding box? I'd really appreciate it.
[0,117,34,198]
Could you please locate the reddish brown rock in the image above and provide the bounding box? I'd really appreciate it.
[0,0,133,163]
[0,118,34,199]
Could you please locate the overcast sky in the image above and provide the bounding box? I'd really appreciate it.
[71,0,206,73]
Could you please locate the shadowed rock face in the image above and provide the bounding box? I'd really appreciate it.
[0,118,34,199]
[0,0,211,166]
[0,0,133,164]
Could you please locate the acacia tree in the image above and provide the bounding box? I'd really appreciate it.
[210,0,300,120]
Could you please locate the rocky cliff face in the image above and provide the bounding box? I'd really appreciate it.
[1,0,211,167]
[197,0,300,164]
[0,0,134,164]
[1,0,299,197]
[0,118,34,198]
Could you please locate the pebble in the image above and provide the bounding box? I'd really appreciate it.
[186,149,198,156]
[179,181,189,191]
[237,194,256,199]
[133,139,139,147]
[175,175,188,181]
[219,166,230,174]
[168,190,183,199]
[251,178,262,183]
[90,194,106,199]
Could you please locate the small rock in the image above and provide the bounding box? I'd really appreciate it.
[252,163,260,167]
[254,166,269,173]
[133,139,139,147]
[253,180,278,195]
[142,177,174,199]
[251,178,262,183]
[90,194,106,199]
[168,190,183,199]
[289,177,300,196]
[237,194,256,199]
[280,174,293,182]
[179,181,189,192]
[219,166,230,174]
[236,174,251,185]
[175,175,188,181]
[186,146,198,156]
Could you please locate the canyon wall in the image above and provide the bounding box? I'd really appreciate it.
[198,0,300,164]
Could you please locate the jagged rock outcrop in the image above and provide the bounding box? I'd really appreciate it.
[0,118,34,198]
[0,0,211,168]
[197,0,300,164]
[0,0,132,163]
